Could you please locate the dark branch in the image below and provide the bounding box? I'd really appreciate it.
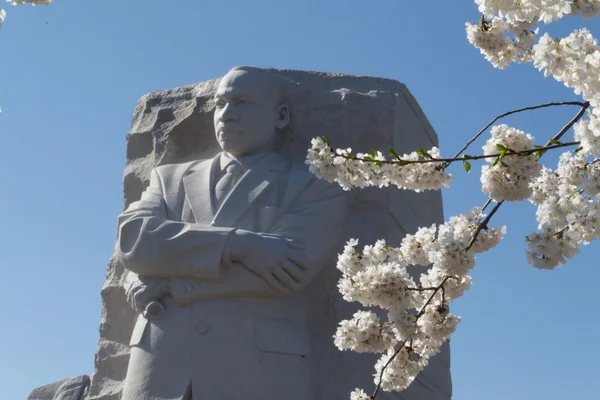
[451,101,588,162]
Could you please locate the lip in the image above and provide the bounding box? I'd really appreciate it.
[218,124,238,133]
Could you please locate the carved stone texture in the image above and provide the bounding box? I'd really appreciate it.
[30,68,448,400]
[28,375,90,400]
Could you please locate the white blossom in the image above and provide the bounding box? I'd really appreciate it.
[374,347,427,392]
[526,225,581,269]
[0,9,5,29]
[306,137,453,192]
[417,306,461,347]
[350,388,370,400]
[572,0,600,19]
[529,167,561,204]
[574,114,600,156]
[533,29,600,107]
[480,124,542,201]
[334,311,396,353]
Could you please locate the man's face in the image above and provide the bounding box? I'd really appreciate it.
[213,69,285,157]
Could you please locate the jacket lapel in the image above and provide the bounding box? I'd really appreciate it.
[182,156,218,225]
[212,152,288,228]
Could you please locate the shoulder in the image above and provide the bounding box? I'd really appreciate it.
[154,160,201,180]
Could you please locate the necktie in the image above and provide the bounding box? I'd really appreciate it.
[215,163,243,206]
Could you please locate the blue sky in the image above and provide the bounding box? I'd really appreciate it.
[1,1,599,399]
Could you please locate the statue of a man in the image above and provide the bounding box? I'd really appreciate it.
[116,66,348,399]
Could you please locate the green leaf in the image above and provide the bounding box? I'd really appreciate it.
[496,144,508,156]
[389,147,400,159]
[371,148,378,158]
[574,146,583,154]
[320,136,330,146]
[491,157,500,167]
[462,154,474,160]
[500,160,509,168]
[549,139,563,146]
[417,148,431,159]
[463,160,471,173]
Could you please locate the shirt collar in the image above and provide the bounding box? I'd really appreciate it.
[219,151,270,172]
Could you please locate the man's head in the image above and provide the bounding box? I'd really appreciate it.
[213,66,290,157]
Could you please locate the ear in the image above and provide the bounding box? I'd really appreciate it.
[275,104,290,129]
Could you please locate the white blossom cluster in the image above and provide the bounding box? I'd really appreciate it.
[0,9,6,29]
[334,310,395,353]
[305,137,453,192]
[526,150,600,269]
[574,111,600,155]
[467,1,600,70]
[349,388,370,400]
[466,16,538,68]
[463,0,600,272]
[474,0,591,24]
[309,1,600,398]
[480,124,542,201]
[335,208,505,394]
[533,29,600,108]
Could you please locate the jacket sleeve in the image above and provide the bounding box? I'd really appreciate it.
[115,167,235,280]
[171,175,348,304]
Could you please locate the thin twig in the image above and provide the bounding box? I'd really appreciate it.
[451,101,587,161]
[371,275,451,399]
[335,141,579,166]
[371,345,405,399]
[465,200,504,252]
[548,102,590,143]
[481,199,493,213]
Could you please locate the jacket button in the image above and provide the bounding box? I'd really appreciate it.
[195,321,210,335]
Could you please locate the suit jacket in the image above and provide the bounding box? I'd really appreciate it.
[116,151,348,399]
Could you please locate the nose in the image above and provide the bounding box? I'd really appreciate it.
[219,103,237,122]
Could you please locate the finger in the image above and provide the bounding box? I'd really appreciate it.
[259,234,305,250]
[126,282,143,309]
[273,267,300,289]
[284,239,305,250]
[262,272,292,293]
[280,260,305,283]
[285,251,310,271]
[133,286,155,313]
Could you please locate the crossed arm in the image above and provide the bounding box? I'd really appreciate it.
[117,167,347,309]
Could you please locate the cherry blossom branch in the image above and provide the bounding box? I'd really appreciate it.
[370,195,514,399]
[466,200,504,252]
[334,141,579,166]
[450,101,588,162]
[371,274,452,399]
[549,101,590,143]
[465,103,589,251]
[371,344,405,399]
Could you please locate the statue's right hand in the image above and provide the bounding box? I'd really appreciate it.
[125,276,170,313]
[231,230,310,294]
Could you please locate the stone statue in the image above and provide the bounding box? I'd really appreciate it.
[116,66,348,399]
[28,67,452,400]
